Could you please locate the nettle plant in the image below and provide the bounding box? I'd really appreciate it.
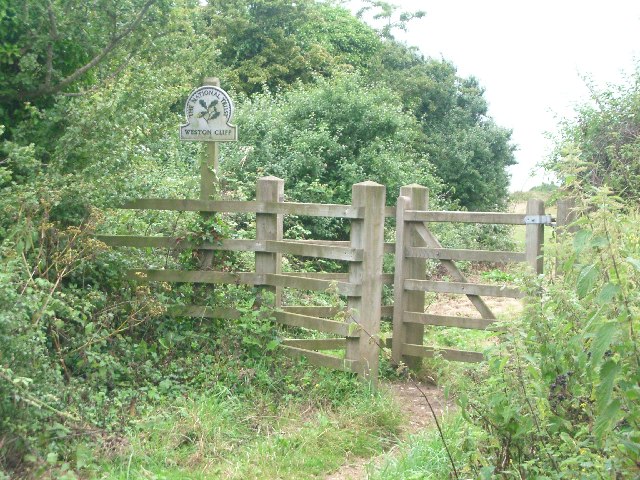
[459,158,640,478]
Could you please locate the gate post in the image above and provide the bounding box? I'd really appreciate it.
[556,197,578,234]
[347,181,386,386]
[525,198,545,274]
[392,184,428,370]
[256,176,284,307]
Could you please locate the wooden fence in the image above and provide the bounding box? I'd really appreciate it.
[391,185,547,368]
[99,176,555,387]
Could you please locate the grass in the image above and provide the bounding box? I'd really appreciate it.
[368,414,484,480]
[94,381,403,479]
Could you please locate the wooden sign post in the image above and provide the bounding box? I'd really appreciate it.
[180,77,238,267]
[180,77,238,200]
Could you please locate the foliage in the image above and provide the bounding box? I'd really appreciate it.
[455,130,640,478]
[355,0,426,39]
[205,0,381,96]
[0,0,178,131]
[547,63,640,202]
[370,45,516,210]
[222,74,442,239]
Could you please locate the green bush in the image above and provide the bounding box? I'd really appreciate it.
[457,187,640,478]
[221,74,442,239]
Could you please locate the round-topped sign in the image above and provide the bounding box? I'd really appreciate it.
[180,86,237,142]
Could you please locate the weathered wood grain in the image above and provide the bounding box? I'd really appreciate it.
[273,311,357,337]
[403,312,496,330]
[405,247,526,263]
[120,198,364,218]
[405,210,527,225]
[281,345,359,373]
[402,344,485,363]
[281,338,347,350]
[404,279,524,298]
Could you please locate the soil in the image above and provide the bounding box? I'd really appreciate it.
[325,202,532,478]
[325,285,522,479]
[324,381,451,480]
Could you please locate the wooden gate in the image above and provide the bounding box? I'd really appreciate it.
[391,184,548,368]
[99,176,553,388]
[99,176,386,384]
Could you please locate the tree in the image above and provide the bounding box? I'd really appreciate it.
[222,74,441,239]
[204,0,381,95]
[548,64,640,201]
[0,0,175,130]
[370,44,516,210]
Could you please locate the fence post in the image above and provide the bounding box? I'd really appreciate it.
[555,196,578,275]
[392,184,428,370]
[256,176,284,308]
[556,197,578,234]
[347,181,386,387]
[525,198,545,274]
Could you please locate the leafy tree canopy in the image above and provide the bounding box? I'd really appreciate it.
[222,74,441,238]
[0,0,178,131]
[547,63,640,202]
[204,0,381,95]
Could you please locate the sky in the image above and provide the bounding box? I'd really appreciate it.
[349,0,640,191]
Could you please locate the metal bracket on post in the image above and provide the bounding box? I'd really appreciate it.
[524,215,553,225]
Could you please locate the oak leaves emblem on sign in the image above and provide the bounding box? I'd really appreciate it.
[197,99,221,124]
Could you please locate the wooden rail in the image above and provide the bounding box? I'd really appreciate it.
[404,279,524,299]
[120,198,364,218]
[402,344,485,363]
[282,338,347,350]
[402,312,497,330]
[281,345,359,373]
[405,246,526,263]
[404,210,530,224]
[273,311,357,337]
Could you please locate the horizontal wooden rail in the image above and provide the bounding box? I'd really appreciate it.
[402,344,484,363]
[381,274,394,285]
[403,312,496,330]
[126,270,361,295]
[100,236,363,261]
[404,279,524,298]
[265,274,360,296]
[281,338,347,350]
[266,240,362,261]
[381,305,393,318]
[405,246,526,263]
[98,235,262,251]
[120,198,364,218]
[273,311,357,337]
[384,206,396,218]
[405,210,528,225]
[128,269,262,285]
[281,306,345,317]
[281,304,393,318]
[168,306,241,320]
[299,240,394,253]
[280,272,349,280]
[281,345,359,373]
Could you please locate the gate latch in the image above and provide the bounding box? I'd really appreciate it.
[524,215,553,225]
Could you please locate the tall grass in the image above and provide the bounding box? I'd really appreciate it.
[97,383,402,479]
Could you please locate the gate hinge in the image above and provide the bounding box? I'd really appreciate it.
[524,215,553,225]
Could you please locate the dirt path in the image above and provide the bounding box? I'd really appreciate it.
[326,289,522,479]
[324,380,451,480]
